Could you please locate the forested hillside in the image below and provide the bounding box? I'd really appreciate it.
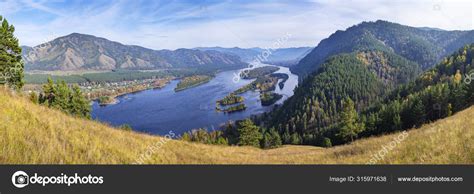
[361,44,474,137]
[265,44,474,146]
[292,20,474,78]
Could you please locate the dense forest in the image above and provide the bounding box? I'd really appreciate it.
[268,49,420,140]
[264,44,474,146]
[360,44,474,138]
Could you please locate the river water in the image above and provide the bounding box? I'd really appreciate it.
[91,65,298,135]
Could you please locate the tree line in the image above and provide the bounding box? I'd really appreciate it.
[181,119,283,149]
[30,77,91,118]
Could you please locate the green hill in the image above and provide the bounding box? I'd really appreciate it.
[266,49,422,145]
[263,44,474,147]
[292,20,474,78]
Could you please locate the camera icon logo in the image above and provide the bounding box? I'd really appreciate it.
[12,171,29,188]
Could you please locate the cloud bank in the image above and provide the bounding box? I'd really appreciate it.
[1,0,472,49]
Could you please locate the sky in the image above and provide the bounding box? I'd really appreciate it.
[0,0,473,50]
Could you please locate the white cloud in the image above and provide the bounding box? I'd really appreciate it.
[4,0,473,49]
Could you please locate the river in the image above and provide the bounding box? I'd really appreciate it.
[91,65,298,135]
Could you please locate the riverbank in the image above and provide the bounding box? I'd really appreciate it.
[98,96,119,106]
[91,77,174,106]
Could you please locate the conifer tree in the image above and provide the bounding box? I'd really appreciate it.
[269,128,282,148]
[337,98,364,142]
[0,16,24,89]
[38,78,91,119]
[237,119,262,147]
[282,128,291,144]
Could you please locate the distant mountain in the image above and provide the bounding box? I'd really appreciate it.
[195,47,260,62]
[195,46,312,64]
[22,33,246,71]
[417,27,445,31]
[292,20,474,78]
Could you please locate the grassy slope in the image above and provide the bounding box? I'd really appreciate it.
[0,88,472,164]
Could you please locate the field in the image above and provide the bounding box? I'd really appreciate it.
[0,87,472,164]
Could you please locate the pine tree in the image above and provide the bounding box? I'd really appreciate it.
[70,85,91,119]
[269,128,282,148]
[38,79,91,119]
[290,133,302,145]
[216,137,228,145]
[40,77,55,105]
[337,98,364,142]
[411,98,426,127]
[282,128,291,144]
[181,133,191,141]
[261,132,273,149]
[321,137,332,147]
[0,16,24,89]
[366,113,379,133]
[447,103,453,117]
[393,114,402,131]
[237,119,262,147]
[53,81,72,112]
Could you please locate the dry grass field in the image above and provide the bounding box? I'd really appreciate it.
[0,88,472,164]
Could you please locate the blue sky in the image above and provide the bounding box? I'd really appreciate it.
[1,0,473,49]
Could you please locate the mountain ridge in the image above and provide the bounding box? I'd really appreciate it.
[195,46,312,64]
[292,20,474,78]
[22,33,247,71]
